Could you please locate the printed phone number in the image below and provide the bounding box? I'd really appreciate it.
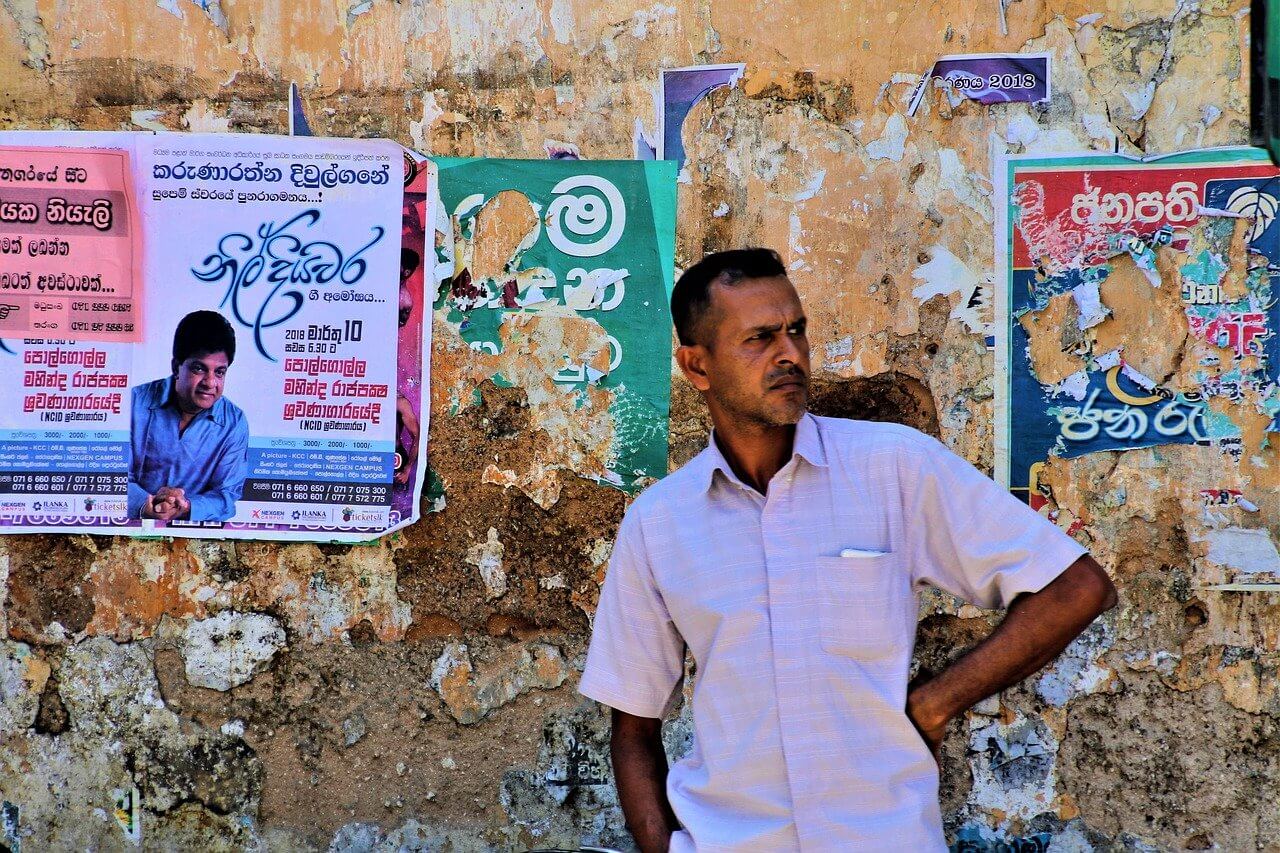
[5,473,126,492]
[70,301,131,313]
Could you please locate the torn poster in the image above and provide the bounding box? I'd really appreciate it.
[544,140,582,161]
[391,150,433,528]
[659,64,744,169]
[112,786,141,843]
[288,82,313,137]
[633,118,657,161]
[995,147,1280,501]
[908,52,1050,117]
[433,158,678,490]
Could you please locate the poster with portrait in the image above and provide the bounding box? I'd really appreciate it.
[0,131,432,542]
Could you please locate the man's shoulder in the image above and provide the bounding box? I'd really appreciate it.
[624,447,714,521]
[131,377,166,405]
[812,414,939,461]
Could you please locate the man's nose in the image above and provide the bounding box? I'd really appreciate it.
[774,334,806,366]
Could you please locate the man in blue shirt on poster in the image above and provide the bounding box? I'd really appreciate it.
[127,310,249,523]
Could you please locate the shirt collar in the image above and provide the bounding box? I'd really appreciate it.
[696,412,828,493]
[154,377,226,425]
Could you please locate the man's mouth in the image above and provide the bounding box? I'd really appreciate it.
[769,376,807,391]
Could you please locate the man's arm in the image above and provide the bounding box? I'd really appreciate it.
[611,709,681,853]
[906,554,1117,754]
[394,395,419,486]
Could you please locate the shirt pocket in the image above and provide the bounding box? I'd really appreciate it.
[816,553,909,660]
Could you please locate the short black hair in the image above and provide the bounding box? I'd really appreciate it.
[172,310,236,366]
[401,248,421,273]
[671,247,787,346]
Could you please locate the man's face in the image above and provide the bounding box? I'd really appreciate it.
[684,275,810,428]
[398,283,414,327]
[172,350,230,412]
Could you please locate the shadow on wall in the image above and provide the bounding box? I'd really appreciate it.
[809,373,940,437]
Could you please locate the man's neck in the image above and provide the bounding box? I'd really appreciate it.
[710,416,797,495]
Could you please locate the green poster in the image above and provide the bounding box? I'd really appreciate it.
[433,158,678,491]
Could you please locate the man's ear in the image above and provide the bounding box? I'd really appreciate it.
[675,344,712,392]
[170,358,179,376]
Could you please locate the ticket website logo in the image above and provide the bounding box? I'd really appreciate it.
[340,506,381,525]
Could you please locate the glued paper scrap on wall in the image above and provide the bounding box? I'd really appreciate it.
[994,147,1280,501]
[633,119,657,161]
[954,824,1052,853]
[288,82,313,137]
[2,800,18,852]
[434,157,677,490]
[908,52,1050,117]
[659,64,745,169]
[0,130,434,543]
[0,146,143,342]
[112,786,141,843]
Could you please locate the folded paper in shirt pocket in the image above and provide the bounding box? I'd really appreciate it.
[839,548,890,559]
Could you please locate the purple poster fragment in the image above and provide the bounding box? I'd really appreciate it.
[659,64,744,169]
[289,82,313,137]
[908,52,1050,117]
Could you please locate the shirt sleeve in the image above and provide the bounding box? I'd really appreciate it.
[187,414,248,522]
[579,505,685,719]
[899,432,1087,610]
[126,385,150,519]
[126,480,148,519]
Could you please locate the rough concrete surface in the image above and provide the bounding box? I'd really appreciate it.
[1,1,1278,851]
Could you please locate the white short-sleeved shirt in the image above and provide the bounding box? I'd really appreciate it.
[579,414,1086,852]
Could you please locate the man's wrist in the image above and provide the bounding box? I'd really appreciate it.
[906,678,953,732]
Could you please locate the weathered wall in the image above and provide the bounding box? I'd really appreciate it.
[2,1,1278,850]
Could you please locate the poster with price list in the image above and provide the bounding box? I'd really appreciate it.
[0,131,434,543]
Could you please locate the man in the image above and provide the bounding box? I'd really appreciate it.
[579,248,1117,851]
[394,247,422,487]
[127,310,249,523]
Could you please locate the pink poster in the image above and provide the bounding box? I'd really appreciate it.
[0,146,142,342]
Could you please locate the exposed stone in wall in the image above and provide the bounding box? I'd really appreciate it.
[182,610,288,691]
[0,639,47,733]
[0,636,262,849]
[431,640,570,724]
[1,0,1277,849]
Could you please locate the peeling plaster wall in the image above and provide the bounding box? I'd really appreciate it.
[1,1,1278,850]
